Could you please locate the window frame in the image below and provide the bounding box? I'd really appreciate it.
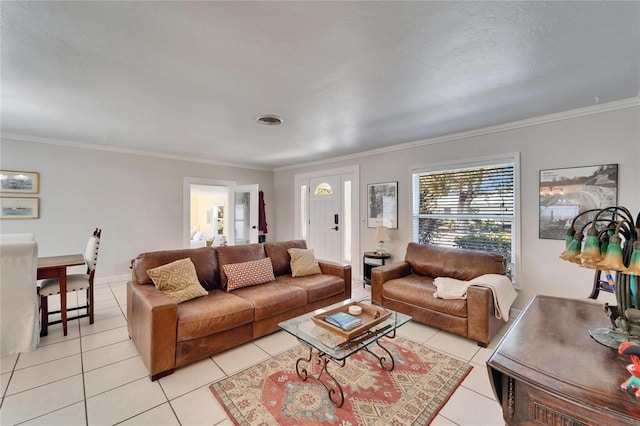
[411,153,521,287]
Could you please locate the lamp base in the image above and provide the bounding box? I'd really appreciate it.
[588,327,640,349]
[376,241,388,255]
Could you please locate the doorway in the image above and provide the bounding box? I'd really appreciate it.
[294,166,359,274]
[189,184,228,248]
[183,178,259,248]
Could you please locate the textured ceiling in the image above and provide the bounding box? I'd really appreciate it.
[2,1,639,169]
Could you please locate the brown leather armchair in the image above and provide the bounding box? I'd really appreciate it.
[371,242,508,347]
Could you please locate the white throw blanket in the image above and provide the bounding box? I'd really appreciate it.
[433,277,470,299]
[433,274,517,321]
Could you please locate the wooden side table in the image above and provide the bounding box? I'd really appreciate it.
[362,251,390,288]
[487,295,640,425]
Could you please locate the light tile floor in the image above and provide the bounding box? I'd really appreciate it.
[0,279,514,425]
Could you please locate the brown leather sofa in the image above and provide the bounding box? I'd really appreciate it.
[371,242,507,347]
[127,240,351,380]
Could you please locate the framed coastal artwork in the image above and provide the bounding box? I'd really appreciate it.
[539,164,618,240]
[367,181,398,229]
[0,170,39,194]
[1,197,40,220]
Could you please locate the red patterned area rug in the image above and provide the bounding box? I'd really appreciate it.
[209,336,472,425]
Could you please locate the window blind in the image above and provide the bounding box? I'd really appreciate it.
[412,163,515,264]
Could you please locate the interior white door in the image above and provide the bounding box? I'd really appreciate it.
[308,175,341,263]
[232,184,259,245]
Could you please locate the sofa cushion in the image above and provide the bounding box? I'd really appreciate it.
[132,247,220,290]
[223,258,276,291]
[147,258,208,304]
[232,282,307,321]
[276,274,344,303]
[264,240,307,276]
[405,242,505,281]
[288,248,321,277]
[216,243,266,289]
[382,274,468,318]
[176,290,254,341]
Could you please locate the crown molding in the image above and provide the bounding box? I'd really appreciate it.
[274,97,640,172]
[0,133,274,172]
[3,97,638,173]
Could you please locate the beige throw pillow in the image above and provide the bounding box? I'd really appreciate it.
[223,257,276,291]
[147,258,208,303]
[288,248,322,277]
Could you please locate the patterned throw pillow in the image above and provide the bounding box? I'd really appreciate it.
[223,257,276,291]
[147,258,208,303]
[288,248,322,277]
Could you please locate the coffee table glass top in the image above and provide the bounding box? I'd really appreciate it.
[278,299,411,361]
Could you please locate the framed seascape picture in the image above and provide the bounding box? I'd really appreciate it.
[0,170,39,194]
[539,164,618,240]
[1,197,40,219]
[367,181,398,228]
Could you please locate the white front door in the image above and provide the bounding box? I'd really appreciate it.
[308,175,341,263]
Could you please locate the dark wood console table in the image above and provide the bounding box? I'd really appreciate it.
[487,295,640,425]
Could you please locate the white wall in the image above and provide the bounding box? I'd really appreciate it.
[2,102,638,307]
[274,102,640,310]
[0,139,275,281]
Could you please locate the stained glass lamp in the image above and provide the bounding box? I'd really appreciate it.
[560,206,640,348]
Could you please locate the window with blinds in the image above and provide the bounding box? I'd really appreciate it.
[412,159,516,277]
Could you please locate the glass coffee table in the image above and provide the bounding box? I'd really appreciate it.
[278,299,411,407]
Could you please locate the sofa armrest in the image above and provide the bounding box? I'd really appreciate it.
[371,261,412,304]
[467,285,504,346]
[127,281,178,380]
[318,261,352,300]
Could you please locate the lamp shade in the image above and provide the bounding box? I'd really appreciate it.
[579,227,602,268]
[560,231,583,264]
[596,235,626,271]
[564,228,576,251]
[624,241,640,275]
[374,226,390,242]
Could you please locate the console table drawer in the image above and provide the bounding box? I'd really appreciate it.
[514,379,617,426]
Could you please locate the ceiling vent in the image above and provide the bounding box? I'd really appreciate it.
[255,115,284,126]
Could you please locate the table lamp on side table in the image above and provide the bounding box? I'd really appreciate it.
[375,226,390,255]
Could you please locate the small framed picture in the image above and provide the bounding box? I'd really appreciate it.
[0,170,39,194]
[367,181,398,228]
[1,197,40,219]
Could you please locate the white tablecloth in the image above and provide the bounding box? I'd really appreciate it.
[0,234,39,356]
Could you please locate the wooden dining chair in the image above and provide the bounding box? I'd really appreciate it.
[588,269,615,300]
[38,228,101,332]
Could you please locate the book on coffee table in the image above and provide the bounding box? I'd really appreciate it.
[324,312,362,330]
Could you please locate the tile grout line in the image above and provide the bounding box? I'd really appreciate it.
[89,282,180,426]
[75,319,90,426]
[0,353,20,411]
[107,281,128,319]
[2,283,131,424]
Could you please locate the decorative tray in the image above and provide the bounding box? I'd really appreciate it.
[311,301,391,340]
